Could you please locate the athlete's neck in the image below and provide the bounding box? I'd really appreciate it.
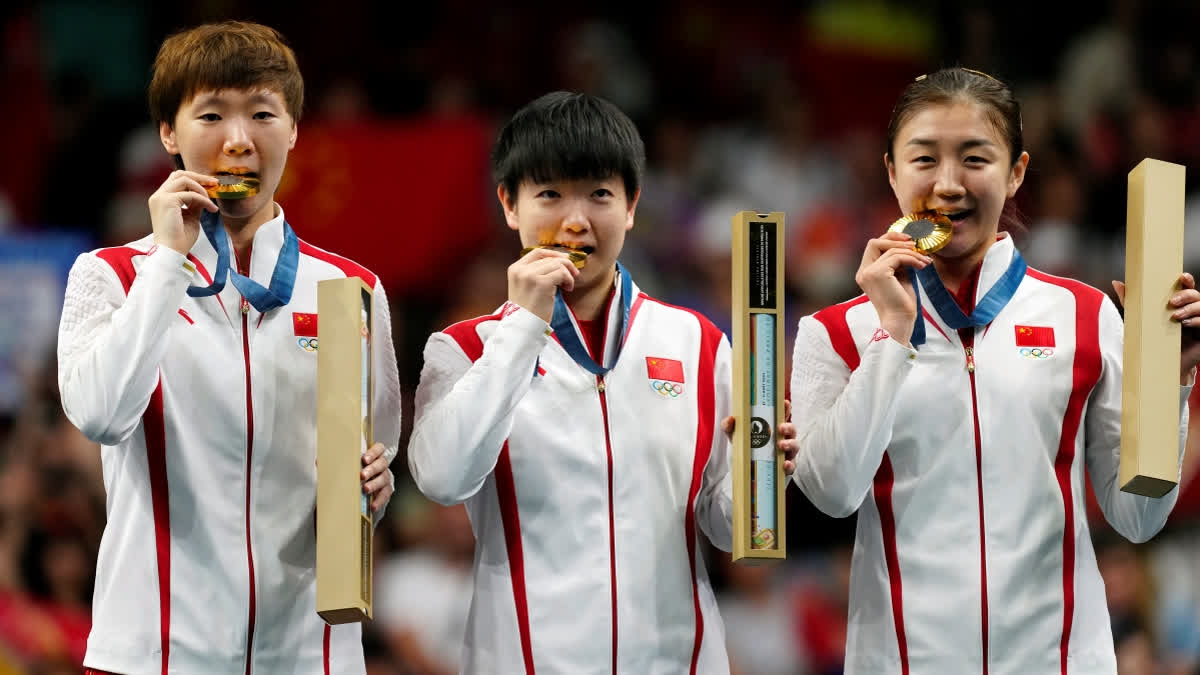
[562,265,617,322]
[934,238,993,296]
[223,201,278,271]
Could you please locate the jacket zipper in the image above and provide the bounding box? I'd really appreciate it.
[596,375,618,675]
[240,297,258,674]
[962,331,988,674]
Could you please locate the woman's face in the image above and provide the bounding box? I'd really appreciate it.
[887,101,1029,261]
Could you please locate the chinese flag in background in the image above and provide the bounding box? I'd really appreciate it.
[646,357,685,382]
[1014,325,1055,347]
[275,117,496,296]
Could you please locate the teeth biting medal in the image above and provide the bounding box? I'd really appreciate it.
[887,209,953,254]
[207,175,261,200]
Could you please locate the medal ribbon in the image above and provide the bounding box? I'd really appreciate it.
[550,262,634,375]
[911,249,1026,346]
[186,209,299,312]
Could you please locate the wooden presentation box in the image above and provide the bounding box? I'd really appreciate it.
[731,211,787,563]
[316,277,374,622]
[1120,159,1186,498]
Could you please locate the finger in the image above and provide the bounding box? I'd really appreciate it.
[868,235,917,251]
[362,471,390,495]
[1112,280,1126,308]
[873,247,933,270]
[514,257,578,293]
[1173,299,1200,323]
[526,256,581,282]
[361,456,389,481]
[510,249,576,281]
[161,176,217,205]
[862,237,916,266]
[784,460,795,474]
[721,415,735,434]
[860,248,924,283]
[864,236,917,257]
[544,267,575,293]
[367,469,395,509]
[174,176,219,201]
[544,263,577,292]
[776,436,797,457]
[178,191,219,213]
[876,245,932,261]
[371,484,394,512]
[776,422,796,441]
[784,399,792,422]
[1170,289,1200,308]
[1181,272,1195,290]
[537,256,582,277]
[161,170,217,192]
[361,443,388,465]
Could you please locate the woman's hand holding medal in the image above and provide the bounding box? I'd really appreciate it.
[508,247,581,323]
[856,231,933,346]
[149,170,220,255]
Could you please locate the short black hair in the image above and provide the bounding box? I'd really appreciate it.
[492,91,645,202]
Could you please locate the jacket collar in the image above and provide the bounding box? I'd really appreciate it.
[189,204,287,281]
[920,234,1020,335]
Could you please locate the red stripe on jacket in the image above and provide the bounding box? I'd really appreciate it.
[444,311,535,673]
[298,240,377,288]
[687,313,720,674]
[1026,269,1104,674]
[323,624,331,674]
[95,247,172,674]
[813,296,870,371]
[638,297,722,673]
[812,295,908,673]
[95,245,223,318]
[145,382,171,675]
[95,247,142,294]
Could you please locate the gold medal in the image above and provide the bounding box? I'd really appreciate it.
[520,245,588,269]
[207,175,261,200]
[887,210,953,254]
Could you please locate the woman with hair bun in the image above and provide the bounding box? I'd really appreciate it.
[783,67,1199,673]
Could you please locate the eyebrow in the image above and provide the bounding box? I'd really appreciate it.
[246,91,281,104]
[190,93,224,107]
[905,138,997,151]
[191,91,281,107]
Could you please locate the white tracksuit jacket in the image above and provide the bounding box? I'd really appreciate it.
[790,235,1191,674]
[57,209,401,675]
[407,276,734,674]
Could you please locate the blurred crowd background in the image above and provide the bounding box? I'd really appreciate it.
[2,0,1200,673]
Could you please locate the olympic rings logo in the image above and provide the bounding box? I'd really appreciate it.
[298,337,319,352]
[1019,347,1052,359]
[652,380,684,397]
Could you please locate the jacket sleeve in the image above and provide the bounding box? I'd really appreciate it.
[696,335,734,551]
[788,316,918,517]
[57,248,194,445]
[1084,296,1191,543]
[406,308,550,505]
[369,281,403,522]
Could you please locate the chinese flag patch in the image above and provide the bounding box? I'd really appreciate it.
[1015,325,1055,347]
[293,312,319,337]
[646,357,685,383]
